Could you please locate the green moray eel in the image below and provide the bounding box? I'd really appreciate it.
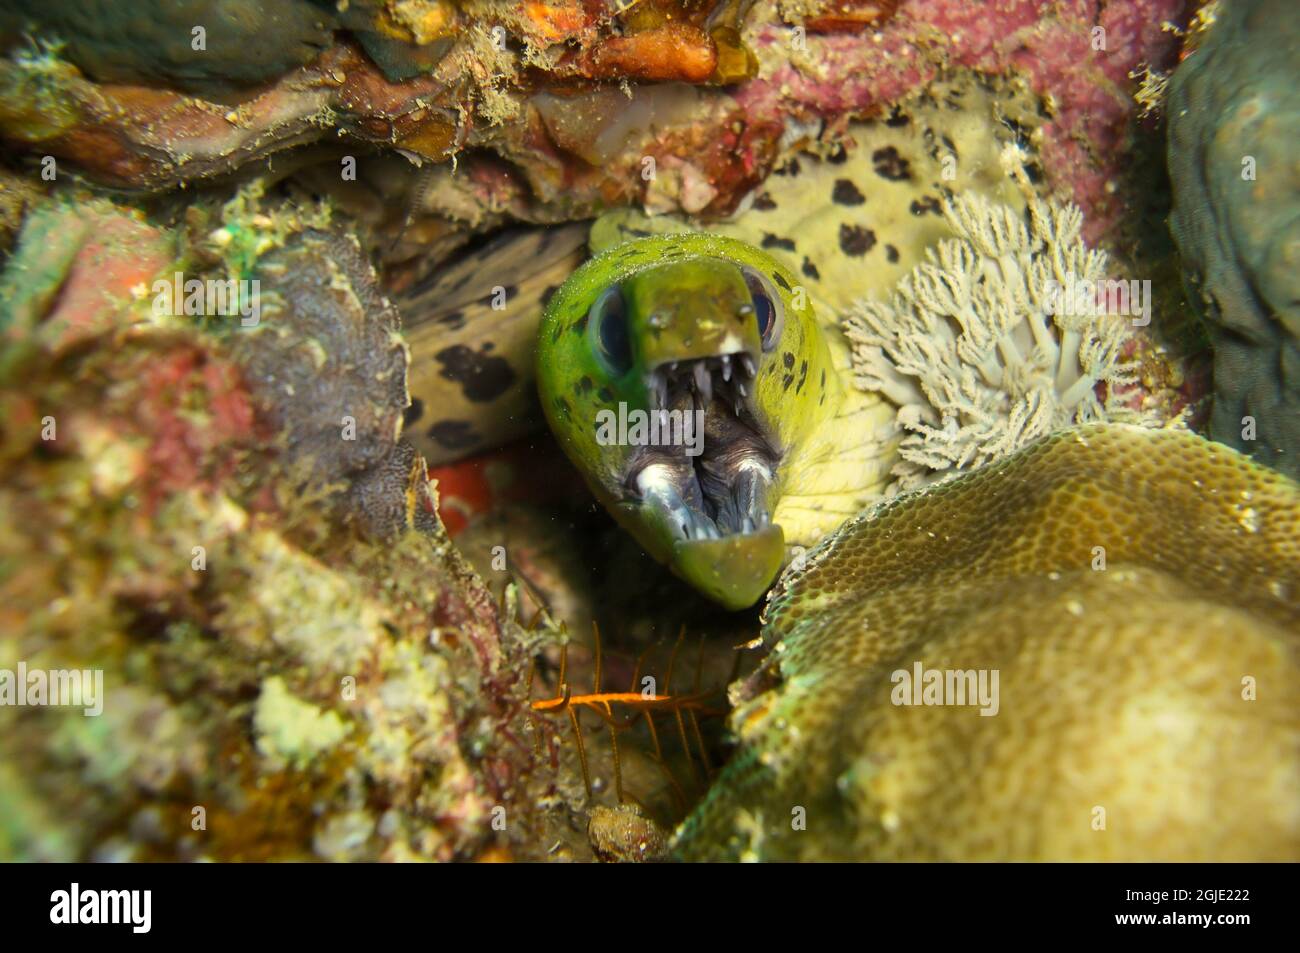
[537,232,894,609]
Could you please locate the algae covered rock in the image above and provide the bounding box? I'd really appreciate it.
[0,198,552,861]
[0,0,337,91]
[1167,0,1300,477]
[674,424,1300,861]
[233,228,410,495]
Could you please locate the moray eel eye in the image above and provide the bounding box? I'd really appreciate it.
[743,265,780,351]
[589,285,633,376]
[742,266,783,351]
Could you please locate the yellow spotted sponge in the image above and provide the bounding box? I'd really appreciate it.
[673,424,1300,861]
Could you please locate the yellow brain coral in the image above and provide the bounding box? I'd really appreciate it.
[673,424,1300,861]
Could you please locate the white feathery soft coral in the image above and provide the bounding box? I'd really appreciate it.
[844,163,1144,492]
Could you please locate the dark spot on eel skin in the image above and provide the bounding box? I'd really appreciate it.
[434,344,517,403]
[802,257,821,280]
[910,196,942,216]
[820,368,826,390]
[782,373,794,391]
[832,179,866,206]
[827,144,848,164]
[886,244,900,263]
[761,233,797,252]
[871,146,911,181]
[783,352,795,369]
[885,107,909,127]
[774,157,802,177]
[577,376,595,395]
[772,271,791,292]
[403,397,424,427]
[796,359,808,393]
[571,314,589,336]
[753,192,778,210]
[427,420,481,450]
[551,322,564,343]
[598,386,615,403]
[438,310,466,330]
[839,224,877,257]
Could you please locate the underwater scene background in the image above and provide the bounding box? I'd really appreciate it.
[0,0,1295,862]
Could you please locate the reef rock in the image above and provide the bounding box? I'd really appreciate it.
[1167,0,1300,477]
[0,0,337,91]
[0,198,554,861]
[0,0,1187,245]
[674,424,1300,861]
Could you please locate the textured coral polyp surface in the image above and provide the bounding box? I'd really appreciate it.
[675,424,1300,861]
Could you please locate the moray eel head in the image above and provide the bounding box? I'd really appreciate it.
[538,234,836,609]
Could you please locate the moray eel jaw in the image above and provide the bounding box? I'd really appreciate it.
[628,352,777,536]
[624,353,786,609]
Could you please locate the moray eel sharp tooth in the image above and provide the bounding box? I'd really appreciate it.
[692,360,712,405]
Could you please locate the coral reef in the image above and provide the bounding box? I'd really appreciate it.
[0,1,337,91]
[846,167,1166,490]
[673,423,1300,861]
[1167,0,1300,477]
[0,197,562,861]
[0,0,1238,866]
[587,804,669,863]
[0,0,1188,244]
[0,167,44,250]
[593,72,1050,317]
[232,226,411,509]
[742,0,1190,244]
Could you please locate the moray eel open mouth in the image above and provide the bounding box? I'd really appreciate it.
[627,352,779,542]
[538,233,838,610]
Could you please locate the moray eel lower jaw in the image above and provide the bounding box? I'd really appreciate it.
[621,351,788,610]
